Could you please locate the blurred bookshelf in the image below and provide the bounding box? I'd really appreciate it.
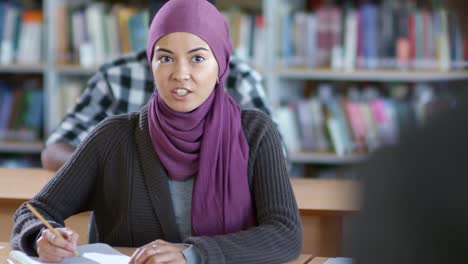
[266,0,468,177]
[1,0,468,175]
[0,0,46,167]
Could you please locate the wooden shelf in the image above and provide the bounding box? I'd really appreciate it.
[289,151,367,165]
[55,64,98,75]
[217,0,262,11]
[0,64,44,74]
[0,141,44,154]
[275,67,468,82]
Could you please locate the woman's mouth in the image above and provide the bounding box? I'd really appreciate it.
[174,88,190,96]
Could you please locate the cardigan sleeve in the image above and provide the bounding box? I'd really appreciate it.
[10,118,119,256]
[184,112,302,263]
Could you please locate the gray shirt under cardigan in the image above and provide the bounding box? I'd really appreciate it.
[11,105,302,263]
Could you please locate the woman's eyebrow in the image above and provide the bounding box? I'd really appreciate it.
[155,47,173,54]
[187,47,209,53]
[155,47,209,54]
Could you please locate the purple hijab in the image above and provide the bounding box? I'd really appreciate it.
[146,0,255,236]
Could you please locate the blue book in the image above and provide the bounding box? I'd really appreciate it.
[24,89,43,132]
[128,11,149,52]
[0,82,14,139]
[281,14,294,65]
[360,4,378,69]
[12,5,22,55]
[0,3,7,47]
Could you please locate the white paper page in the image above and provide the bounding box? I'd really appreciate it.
[9,243,131,264]
[324,257,354,264]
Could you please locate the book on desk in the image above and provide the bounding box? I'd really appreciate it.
[8,243,129,264]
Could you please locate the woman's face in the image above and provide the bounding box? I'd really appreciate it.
[152,32,219,113]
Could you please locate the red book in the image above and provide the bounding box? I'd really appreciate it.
[422,9,429,59]
[307,0,323,11]
[408,12,416,62]
[464,33,468,60]
[397,38,410,67]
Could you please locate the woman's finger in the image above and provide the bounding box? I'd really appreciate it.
[37,240,74,262]
[154,239,169,245]
[62,228,79,249]
[143,251,185,264]
[36,229,76,262]
[42,243,75,258]
[129,247,146,264]
[42,229,75,252]
[132,246,159,264]
[129,239,167,264]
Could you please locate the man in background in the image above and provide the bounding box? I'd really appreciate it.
[42,0,280,171]
[346,0,468,262]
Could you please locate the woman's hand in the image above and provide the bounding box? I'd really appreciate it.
[129,239,188,264]
[36,227,79,263]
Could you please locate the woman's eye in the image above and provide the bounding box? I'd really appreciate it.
[159,56,172,63]
[192,55,205,63]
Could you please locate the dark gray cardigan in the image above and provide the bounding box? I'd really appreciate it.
[11,105,302,263]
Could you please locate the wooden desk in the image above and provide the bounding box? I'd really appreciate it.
[0,168,90,245]
[0,242,9,263]
[291,179,360,256]
[0,168,359,256]
[0,241,313,263]
[114,246,314,264]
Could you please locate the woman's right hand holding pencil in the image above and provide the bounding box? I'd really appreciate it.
[36,227,79,263]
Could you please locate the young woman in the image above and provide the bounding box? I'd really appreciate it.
[11,0,301,263]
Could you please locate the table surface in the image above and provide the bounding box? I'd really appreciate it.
[291,178,359,215]
[0,168,360,214]
[0,241,317,264]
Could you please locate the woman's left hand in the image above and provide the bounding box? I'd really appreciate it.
[129,239,188,264]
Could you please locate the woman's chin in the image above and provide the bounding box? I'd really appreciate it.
[170,104,197,113]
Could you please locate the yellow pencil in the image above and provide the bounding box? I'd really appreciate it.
[25,203,79,256]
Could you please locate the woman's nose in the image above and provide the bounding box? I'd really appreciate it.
[172,62,190,81]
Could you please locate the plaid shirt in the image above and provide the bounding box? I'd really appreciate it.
[47,51,287,159]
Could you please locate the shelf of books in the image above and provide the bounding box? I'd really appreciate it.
[277,1,468,76]
[0,5,43,67]
[0,78,45,154]
[270,0,468,173]
[53,2,149,68]
[275,81,460,167]
[0,1,45,160]
[52,1,265,69]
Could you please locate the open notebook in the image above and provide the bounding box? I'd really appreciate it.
[8,243,131,264]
